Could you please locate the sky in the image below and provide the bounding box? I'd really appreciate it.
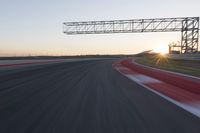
[0,0,200,56]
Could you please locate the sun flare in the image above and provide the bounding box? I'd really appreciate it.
[153,45,168,55]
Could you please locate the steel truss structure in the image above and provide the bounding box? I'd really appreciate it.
[63,17,199,53]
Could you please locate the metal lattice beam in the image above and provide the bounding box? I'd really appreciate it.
[63,17,199,54]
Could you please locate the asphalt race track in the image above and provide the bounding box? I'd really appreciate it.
[0,59,199,133]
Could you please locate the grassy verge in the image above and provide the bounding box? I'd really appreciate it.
[135,54,200,77]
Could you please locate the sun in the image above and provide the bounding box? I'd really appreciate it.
[153,45,168,55]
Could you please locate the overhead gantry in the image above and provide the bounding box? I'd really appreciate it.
[63,17,199,54]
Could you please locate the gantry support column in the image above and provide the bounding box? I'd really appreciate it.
[181,17,199,53]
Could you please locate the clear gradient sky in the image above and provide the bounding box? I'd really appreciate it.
[0,0,200,56]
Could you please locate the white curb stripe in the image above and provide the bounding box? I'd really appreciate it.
[127,74,163,84]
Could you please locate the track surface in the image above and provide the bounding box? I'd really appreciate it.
[0,59,199,133]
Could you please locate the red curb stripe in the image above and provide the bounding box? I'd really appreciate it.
[113,61,200,103]
[145,82,200,103]
[113,61,200,117]
[121,59,200,94]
